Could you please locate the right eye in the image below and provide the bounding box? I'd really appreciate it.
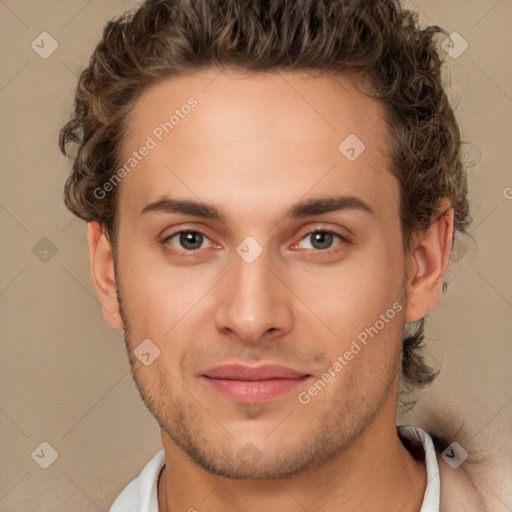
[163,230,214,254]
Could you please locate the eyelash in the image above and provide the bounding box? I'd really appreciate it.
[162,229,350,257]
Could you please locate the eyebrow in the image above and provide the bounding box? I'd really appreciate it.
[140,195,374,222]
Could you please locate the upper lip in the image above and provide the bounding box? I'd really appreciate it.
[201,364,310,381]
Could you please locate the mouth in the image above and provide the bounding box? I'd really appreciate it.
[200,364,312,403]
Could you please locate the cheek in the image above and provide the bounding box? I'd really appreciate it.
[291,241,405,341]
[115,242,167,331]
[116,243,216,341]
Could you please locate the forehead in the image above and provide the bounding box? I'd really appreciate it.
[125,68,386,149]
[117,68,396,222]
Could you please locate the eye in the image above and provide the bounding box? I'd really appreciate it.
[163,230,213,252]
[296,230,346,251]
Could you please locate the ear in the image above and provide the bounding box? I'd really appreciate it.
[405,200,454,323]
[87,221,124,330]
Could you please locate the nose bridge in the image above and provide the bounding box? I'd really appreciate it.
[214,240,293,341]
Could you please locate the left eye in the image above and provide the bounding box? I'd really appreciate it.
[165,231,212,251]
[297,231,344,251]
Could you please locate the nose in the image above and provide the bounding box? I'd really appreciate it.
[214,244,294,344]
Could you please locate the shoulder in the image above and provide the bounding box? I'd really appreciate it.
[398,425,490,511]
[430,436,490,512]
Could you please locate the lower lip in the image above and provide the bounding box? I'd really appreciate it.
[202,376,310,403]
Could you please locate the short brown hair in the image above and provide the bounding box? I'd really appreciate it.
[59,0,471,389]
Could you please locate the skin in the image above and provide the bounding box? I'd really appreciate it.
[87,68,453,511]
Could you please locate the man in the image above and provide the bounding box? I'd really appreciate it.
[59,0,486,510]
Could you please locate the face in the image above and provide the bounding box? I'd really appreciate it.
[112,68,408,478]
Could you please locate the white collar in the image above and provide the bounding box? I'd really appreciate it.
[111,425,440,511]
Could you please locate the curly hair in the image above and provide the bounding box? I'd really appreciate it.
[59,0,470,389]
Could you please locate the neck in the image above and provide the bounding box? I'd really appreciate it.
[157,392,426,512]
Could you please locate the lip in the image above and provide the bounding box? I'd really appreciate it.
[201,364,312,403]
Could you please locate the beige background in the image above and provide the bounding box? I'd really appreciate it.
[1,1,511,510]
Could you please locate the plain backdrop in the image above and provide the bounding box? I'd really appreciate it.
[1,1,511,510]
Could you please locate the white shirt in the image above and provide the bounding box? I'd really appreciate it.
[110,425,440,512]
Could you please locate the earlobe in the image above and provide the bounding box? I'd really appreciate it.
[405,201,454,323]
[87,222,124,330]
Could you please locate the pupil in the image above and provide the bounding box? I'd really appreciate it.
[180,232,203,250]
[312,232,332,249]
